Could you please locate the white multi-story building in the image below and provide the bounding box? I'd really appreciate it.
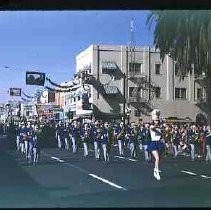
[65,44,209,123]
[61,78,92,120]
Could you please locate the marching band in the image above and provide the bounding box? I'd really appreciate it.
[11,109,211,181]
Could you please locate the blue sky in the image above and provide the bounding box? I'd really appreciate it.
[0,10,155,103]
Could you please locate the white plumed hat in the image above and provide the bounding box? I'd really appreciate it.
[151,109,161,121]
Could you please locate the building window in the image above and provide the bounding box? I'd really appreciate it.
[134,109,141,117]
[175,63,179,76]
[197,88,202,99]
[89,93,91,98]
[175,88,186,99]
[129,87,142,97]
[102,61,117,74]
[129,63,143,74]
[155,64,161,75]
[155,87,161,98]
[73,97,76,102]
[78,96,80,101]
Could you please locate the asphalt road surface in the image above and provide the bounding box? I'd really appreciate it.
[1,136,211,207]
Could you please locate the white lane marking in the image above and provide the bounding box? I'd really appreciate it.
[127,158,138,162]
[181,168,211,179]
[114,156,137,162]
[181,170,197,176]
[51,156,65,163]
[47,154,127,190]
[200,175,211,179]
[89,173,127,191]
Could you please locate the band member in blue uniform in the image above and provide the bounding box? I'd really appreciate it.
[80,123,90,157]
[30,124,41,166]
[187,125,198,161]
[141,123,151,162]
[69,121,81,153]
[55,121,62,150]
[205,125,211,163]
[172,127,181,159]
[91,121,101,160]
[114,122,125,156]
[126,122,139,159]
[104,122,114,161]
[21,122,30,158]
[19,123,26,154]
[100,122,110,162]
[57,122,66,150]
[64,122,70,151]
[27,123,34,162]
[15,123,21,152]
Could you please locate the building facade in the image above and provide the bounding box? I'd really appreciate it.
[72,44,209,123]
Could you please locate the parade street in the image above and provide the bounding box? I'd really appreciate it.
[0,136,210,208]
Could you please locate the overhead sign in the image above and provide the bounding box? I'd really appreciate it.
[9,88,21,96]
[26,71,46,86]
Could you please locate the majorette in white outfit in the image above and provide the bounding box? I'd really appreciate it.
[147,109,164,180]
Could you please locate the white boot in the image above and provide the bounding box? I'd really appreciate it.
[154,168,161,180]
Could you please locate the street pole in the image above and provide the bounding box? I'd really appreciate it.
[127,113,130,125]
[123,73,126,127]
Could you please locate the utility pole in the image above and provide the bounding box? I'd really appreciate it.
[128,18,136,124]
[123,73,126,126]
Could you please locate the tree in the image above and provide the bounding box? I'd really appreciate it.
[146,10,211,103]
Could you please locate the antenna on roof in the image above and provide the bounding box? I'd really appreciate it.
[129,18,136,72]
[130,18,135,47]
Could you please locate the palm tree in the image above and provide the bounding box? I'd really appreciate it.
[146,10,211,104]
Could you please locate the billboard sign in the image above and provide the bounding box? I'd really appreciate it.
[9,88,21,96]
[26,71,46,86]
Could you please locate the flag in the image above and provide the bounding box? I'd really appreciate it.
[130,19,134,32]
